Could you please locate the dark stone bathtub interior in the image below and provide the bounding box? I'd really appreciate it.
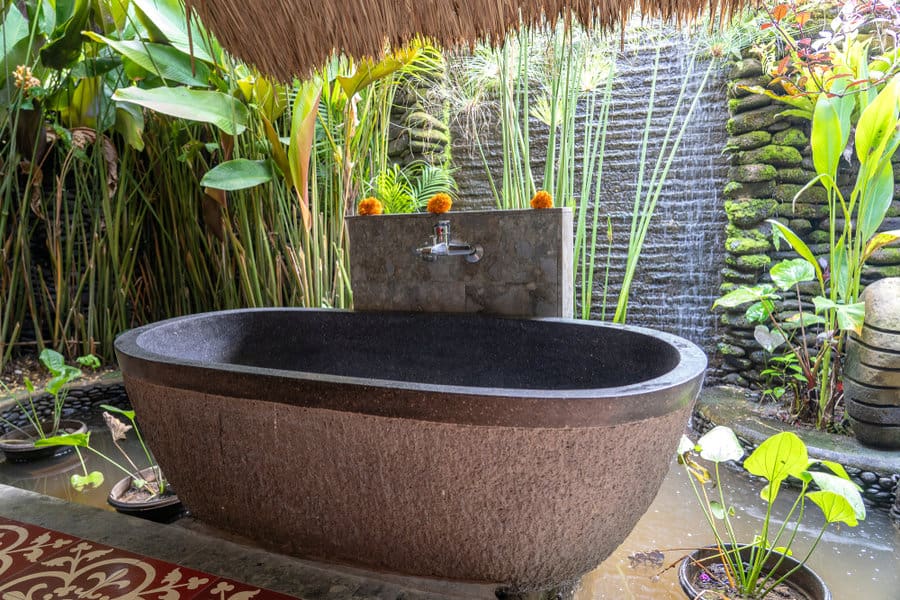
[136,310,681,390]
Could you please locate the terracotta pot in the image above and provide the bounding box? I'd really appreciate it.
[679,545,831,600]
[107,466,184,523]
[0,419,87,463]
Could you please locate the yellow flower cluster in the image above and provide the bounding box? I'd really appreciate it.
[427,193,452,214]
[358,197,383,215]
[12,65,40,92]
[530,190,553,209]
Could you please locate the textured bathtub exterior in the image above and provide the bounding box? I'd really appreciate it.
[116,309,705,590]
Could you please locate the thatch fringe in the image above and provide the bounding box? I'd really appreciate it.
[186,0,748,80]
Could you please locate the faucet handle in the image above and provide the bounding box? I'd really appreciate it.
[434,220,450,245]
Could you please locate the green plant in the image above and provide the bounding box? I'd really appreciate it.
[678,426,865,599]
[366,162,457,213]
[759,352,805,405]
[37,405,168,496]
[0,349,97,440]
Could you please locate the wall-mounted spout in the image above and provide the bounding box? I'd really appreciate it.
[415,219,483,263]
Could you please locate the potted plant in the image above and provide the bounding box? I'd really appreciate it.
[676,426,865,599]
[0,350,98,462]
[36,405,183,522]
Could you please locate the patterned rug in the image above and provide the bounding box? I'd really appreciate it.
[0,515,301,599]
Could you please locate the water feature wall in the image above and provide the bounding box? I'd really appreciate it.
[716,57,900,389]
[447,33,730,360]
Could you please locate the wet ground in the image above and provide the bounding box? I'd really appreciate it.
[1,409,897,599]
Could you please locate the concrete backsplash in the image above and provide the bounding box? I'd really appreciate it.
[347,208,574,318]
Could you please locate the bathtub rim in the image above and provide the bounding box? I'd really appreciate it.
[115,308,707,427]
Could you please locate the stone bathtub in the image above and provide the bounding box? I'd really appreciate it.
[114,309,706,591]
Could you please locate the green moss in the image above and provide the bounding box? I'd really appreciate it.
[726,235,771,255]
[787,219,813,235]
[864,264,900,278]
[736,145,803,167]
[729,94,771,114]
[717,342,746,357]
[807,229,830,244]
[726,253,772,273]
[727,105,786,135]
[725,198,777,227]
[775,202,829,219]
[724,180,775,200]
[728,163,777,182]
[772,128,809,148]
[729,58,764,79]
[725,131,772,152]
[774,183,828,205]
[721,267,761,285]
[866,246,900,265]
[776,168,816,184]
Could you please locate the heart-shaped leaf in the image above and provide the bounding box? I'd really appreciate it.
[744,431,808,486]
[697,426,744,463]
[754,325,787,353]
[807,490,859,526]
[770,258,816,291]
[809,472,866,521]
[71,471,104,492]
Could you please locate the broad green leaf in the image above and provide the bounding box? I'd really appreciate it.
[713,285,769,309]
[71,470,104,491]
[131,0,218,64]
[809,472,866,520]
[115,102,145,151]
[814,460,852,482]
[697,426,744,463]
[858,158,895,243]
[40,0,90,68]
[811,88,848,179]
[76,354,100,369]
[84,33,210,86]
[783,312,826,330]
[745,300,775,324]
[863,229,900,262]
[337,47,420,98]
[200,159,274,191]
[806,490,859,526]
[710,500,726,520]
[112,87,248,135]
[744,431,808,486]
[813,297,865,334]
[33,432,90,448]
[767,220,824,289]
[39,349,67,374]
[99,404,135,420]
[855,75,900,164]
[754,325,786,353]
[287,78,322,228]
[770,258,816,291]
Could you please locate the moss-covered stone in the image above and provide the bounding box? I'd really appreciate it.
[725,131,772,152]
[721,267,761,285]
[723,373,750,386]
[776,168,816,184]
[725,234,771,255]
[720,282,739,294]
[726,253,772,273]
[864,263,900,278]
[727,105,786,135]
[807,229,830,244]
[774,183,828,204]
[772,128,809,148]
[729,94,771,114]
[724,180,776,200]
[728,76,772,98]
[728,163,777,182]
[867,246,900,266]
[717,342,746,357]
[787,218,813,235]
[725,198,777,227]
[729,58,764,79]
[887,200,900,217]
[775,202,829,219]
[736,145,803,167]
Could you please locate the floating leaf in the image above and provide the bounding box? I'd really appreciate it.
[71,471,104,492]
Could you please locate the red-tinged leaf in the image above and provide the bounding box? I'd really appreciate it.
[798,37,811,46]
[773,4,789,21]
[796,11,811,27]
[761,22,774,30]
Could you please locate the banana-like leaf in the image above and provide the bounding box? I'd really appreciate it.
[287,78,322,229]
[766,220,824,290]
[857,158,895,244]
[84,32,210,86]
[115,102,145,151]
[863,229,900,262]
[739,85,815,111]
[855,75,900,164]
[337,47,419,98]
[131,0,218,65]
[200,159,274,190]
[40,0,90,69]
[113,86,248,135]
[810,77,853,179]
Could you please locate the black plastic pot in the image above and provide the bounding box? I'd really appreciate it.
[679,545,831,600]
[0,419,87,463]
[107,466,184,523]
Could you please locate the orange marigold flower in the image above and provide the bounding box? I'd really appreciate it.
[530,190,553,209]
[427,193,452,214]
[358,197,383,216]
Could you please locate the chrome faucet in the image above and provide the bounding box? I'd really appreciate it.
[415,219,483,263]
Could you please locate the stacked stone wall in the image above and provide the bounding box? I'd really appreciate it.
[717,57,900,389]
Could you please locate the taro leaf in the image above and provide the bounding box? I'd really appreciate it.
[770,258,816,291]
[806,490,859,526]
[696,426,744,463]
[783,312,826,330]
[713,285,770,309]
[76,354,100,369]
[754,325,786,353]
[113,87,248,135]
[812,297,865,334]
[200,159,274,191]
[815,459,852,481]
[33,432,90,448]
[767,220,824,289]
[744,431,808,489]
[71,471,104,492]
[100,404,135,420]
[710,501,726,520]
[745,299,775,324]
[39,349,66,375]
[809,472,866,521]
[83,33,210,87]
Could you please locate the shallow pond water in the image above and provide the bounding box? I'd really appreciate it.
[1,413,897,599]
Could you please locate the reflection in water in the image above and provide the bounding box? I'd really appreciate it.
[578,459,900,600]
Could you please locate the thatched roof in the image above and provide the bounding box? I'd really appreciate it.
[186,0,746,80]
